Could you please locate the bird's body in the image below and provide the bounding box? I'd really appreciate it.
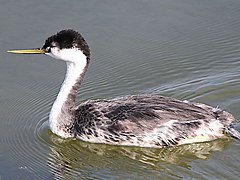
[8,29,240,148]
[73,94,234,147]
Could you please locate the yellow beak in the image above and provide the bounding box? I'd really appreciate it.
[7,49,46,54]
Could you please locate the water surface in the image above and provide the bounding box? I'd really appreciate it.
[0,0,240,179]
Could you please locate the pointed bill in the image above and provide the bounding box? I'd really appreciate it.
[7,49,46,54]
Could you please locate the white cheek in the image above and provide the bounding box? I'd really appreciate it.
[46,47,86,64]
[48,47,62,60]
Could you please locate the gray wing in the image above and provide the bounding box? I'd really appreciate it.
[74,95,234,146]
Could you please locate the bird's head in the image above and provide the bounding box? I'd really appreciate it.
[8,29,90,64]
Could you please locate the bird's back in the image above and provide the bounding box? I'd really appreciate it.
[74,95,235,147]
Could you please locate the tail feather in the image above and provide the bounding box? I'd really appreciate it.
[225,126,240,139]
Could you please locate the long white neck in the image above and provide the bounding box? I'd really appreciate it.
[48,49,88,138]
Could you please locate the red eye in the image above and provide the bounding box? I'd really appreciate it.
[46,47,51,53]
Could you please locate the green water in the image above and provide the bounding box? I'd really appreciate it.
[0,0,240,179]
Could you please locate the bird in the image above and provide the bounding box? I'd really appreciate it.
[8,29,240,148]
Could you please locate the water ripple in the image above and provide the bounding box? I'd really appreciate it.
[2,0,240,179]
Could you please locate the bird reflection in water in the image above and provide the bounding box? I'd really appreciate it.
[42,131,231,179]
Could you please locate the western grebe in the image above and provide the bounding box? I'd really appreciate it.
[8,29,240,147]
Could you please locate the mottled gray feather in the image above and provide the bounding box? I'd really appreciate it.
[72,94,235,147]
